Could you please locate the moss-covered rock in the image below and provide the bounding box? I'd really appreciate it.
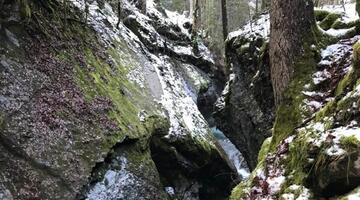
[331,19,360,30]
[315,10,331,22]
[1,0,238,199]
[319,13,342,30]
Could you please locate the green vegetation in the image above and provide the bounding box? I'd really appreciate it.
[340,135,360,150]
[74,47,153,150]
[315,100,336,122]
[315,10,330,21]
[336,69,355,96]
[229,137,271,200]
[285,135,310,185]
[18,0,32,18]
[353,40,360,64]
[229,21,346,199]
[332,19,360,30]
[230,181,250,200]
[319,13,341,30]
[271,40,319,149]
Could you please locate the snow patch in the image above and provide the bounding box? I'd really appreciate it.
[228,14,270,40]
[316,2,358,23]
[268,176,286,195]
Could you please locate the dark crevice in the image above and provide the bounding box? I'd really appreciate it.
[319,177,360,198]
[76,136,137,199]
[150,132,238,200]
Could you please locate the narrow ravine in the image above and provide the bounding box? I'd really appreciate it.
[67,0,250,199]
[2,0,360,200]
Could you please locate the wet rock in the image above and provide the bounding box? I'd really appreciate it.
[214,32,275,170]
[0,0,238,199]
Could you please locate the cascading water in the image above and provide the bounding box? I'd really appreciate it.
[210,127,250,179]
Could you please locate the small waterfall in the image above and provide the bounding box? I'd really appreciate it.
[210,127,250,179]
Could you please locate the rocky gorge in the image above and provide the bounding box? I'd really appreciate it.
[0,0,360,200]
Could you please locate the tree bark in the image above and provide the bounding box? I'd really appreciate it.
[220,0,228,40]
[192,0,201,35]
[269,0,316,105]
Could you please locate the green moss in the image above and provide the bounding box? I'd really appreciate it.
[271,41,318,149]
[74,49,149,148]
[144,115,170,136]
[353,40,360,65]
[331,19,360,30]
[315,100,336,122]
[336,68,355,96]
[337,94,360,123]
[257,137,272,164]
[319,13,342,31]
[230,181,249,200]
[340,135,360,149]
[285,134,309,186]
[315,10,330,22]
[333,43,360,113]
[229,137,272,200]
[18,0,32,19]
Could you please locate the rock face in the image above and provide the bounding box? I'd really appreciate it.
[214,14,275,170]
[0,0,237,199]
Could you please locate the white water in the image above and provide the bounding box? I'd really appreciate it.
[211,127,250,179]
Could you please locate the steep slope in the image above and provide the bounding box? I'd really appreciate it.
[0,0,240,199]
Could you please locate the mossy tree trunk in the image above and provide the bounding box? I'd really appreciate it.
[269,0,316,105]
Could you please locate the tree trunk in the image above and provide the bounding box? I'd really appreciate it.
[220,0,228,40]
[269,0,316,105]
[255,0,259,14]
[191,0,200,55]
[189,0,193,19]
[192,0,201,35]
